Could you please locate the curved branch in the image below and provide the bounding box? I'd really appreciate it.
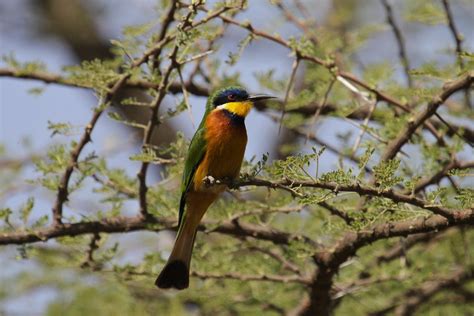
[370,267,473,316]
[297,211,474,316]
[410,159,474,194]
[380,0,412,87]
[382,72,473,161]
[0,214,317,247]
[51,74,130,225]
[234,178,460,219]
[0,68,209,96]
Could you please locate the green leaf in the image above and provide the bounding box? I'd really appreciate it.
[409,61,454,80]
[0,208,12,221]
[454,189,474,209]
[47,121,74,137]
[373,159,402,189]
[405,1,447,25]
[363,62,394,88]
[20,197,34,224]
[64,59,121,93]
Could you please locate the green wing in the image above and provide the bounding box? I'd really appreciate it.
[178,90,223,226]
[178,125,207,226]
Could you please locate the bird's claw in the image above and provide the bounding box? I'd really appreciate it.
[203,176,236,189]
[203,175,217,188]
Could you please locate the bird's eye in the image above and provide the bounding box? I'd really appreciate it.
[227,94,235,101]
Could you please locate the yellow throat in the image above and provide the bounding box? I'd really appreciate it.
[217,101,253,117]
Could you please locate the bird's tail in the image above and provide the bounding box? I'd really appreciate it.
[155,218,198,289]
[155,193,215,290]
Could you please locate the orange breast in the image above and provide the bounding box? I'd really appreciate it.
[192,109,247,192]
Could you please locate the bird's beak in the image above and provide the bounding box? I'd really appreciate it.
[248,94,277,102]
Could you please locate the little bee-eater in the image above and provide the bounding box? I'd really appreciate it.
[156,87,275,289]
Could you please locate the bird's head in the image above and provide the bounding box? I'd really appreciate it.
[208,86,275,118]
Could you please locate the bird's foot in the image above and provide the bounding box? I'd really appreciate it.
[203,176,236,189]
[203,175,218,188]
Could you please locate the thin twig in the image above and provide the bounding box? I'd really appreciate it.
[232,177,461,219]
[441,0,465,69]
[370,267,473,316]
[247,245,303,275]
[279,57,300,133]
[305,78,336,144]
[191,270,311,285]
[381,72,473,161]
[380,0,412,87]
[51,75,130,226]
[177,65,195,128]
[0,68,210,96]
[351,100,378,155]
[81,233,101,268]
[343,116,387,144]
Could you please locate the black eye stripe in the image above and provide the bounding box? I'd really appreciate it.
[212,88,249,107]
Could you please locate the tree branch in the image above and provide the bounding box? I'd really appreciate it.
[381,72,473,161]
[370,267,473,316]
[0,214,317,247]
[51,74,130,225]
[375,232,438,265]
[4,67,473,144]
[211,13,471,149]
[297,211,474,316]
[380,0,412,87]
[0,68,209,96]
[191,270,310,285]
[233,178,461,219]
[247,245,303,275]
[441,0,465,68]
[410,159,474,194]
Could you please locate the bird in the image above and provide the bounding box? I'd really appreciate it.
[155,86,275,290]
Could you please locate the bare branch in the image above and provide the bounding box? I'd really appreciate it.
[380,0,412,87]
[351,100,378,154]
[131,4,233,68]
[279,57,300,132]
[306,78,336,143]
[149,0,178,69]
[80,233,101,269]
[441,0,471,108]
[441,0,465,68]
[264,112,371,173]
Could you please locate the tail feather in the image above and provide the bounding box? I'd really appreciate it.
[155,260,189,289]
[156,192,217,290]
[155,212,199,290]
